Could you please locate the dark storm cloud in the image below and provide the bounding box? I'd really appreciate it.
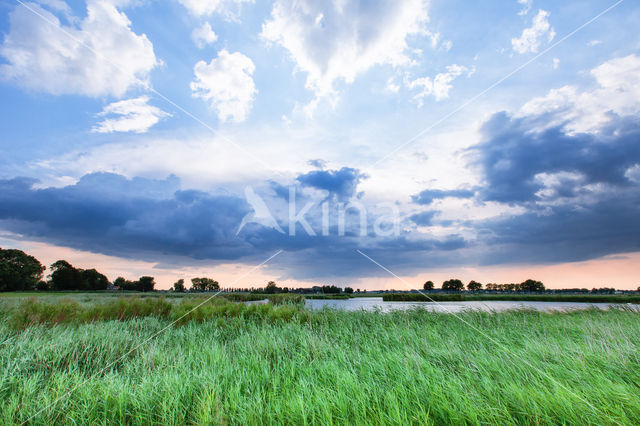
[477,189,640,264]
[473,112,640,203]
[472,112,640,264]
[296,167,364,200]
[0,173,254,260]
[0,172,467,278]
[412,188,476,205]
[409,211,437,226]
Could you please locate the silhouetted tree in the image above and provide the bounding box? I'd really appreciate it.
[191,277,218,292]
[114,276,137,291]
[467,280,482,291]
[35,280,49,291]
[81,269,110,291]
[423,280,434,291]
[173,279,186,292]
[138,276,155,292]
[0,248,45,291]
[265,280,279,294]
[442,279,464,291]
[519,279,545,292]
[49,260,84,290]
[344,287,354,294]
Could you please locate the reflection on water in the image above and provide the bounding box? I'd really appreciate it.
[304,297,636,313]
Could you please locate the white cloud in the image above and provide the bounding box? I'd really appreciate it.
[552,57,560,69]
[512,9,555,54]
[625,164,640,184]
[178,0,250,17]
[520,54,640,133]
[261,0,432,102]
[191,22,218,48]
[587,40,602,47]
[92,96,171,134]
[0,1,158,97]
[386,77,401,93]
[191,49,257,123]
[517,0,532,16]
[408,64,471,105]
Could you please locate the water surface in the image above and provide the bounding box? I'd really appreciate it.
[304,297,634,313]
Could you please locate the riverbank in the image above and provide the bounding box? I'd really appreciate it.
[382,292,640,303]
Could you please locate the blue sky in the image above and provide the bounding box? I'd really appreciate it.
[1,0,639,289]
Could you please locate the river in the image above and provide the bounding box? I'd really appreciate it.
[303,297,636,313]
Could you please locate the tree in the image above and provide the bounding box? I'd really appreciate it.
[423,280,434,291]
[321,285,341,294]
[519,279,545,292]
[49,260,84,291]
[206,279,219,291]
[138,276,155,292]
[191,277,218,292]
[81,269,110,291]
[265,280,279,294]
[173,279,186,293]
[115,276,137,291]
[344,287,354,294]
[0,248,45,291]
[442,279,464,291]
[35,280,49,291]
[467,280,482,291]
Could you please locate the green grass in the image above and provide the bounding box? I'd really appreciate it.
[1,295,639,424]
[383,292,640,303]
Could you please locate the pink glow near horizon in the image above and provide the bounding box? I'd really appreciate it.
[2,235,639,291]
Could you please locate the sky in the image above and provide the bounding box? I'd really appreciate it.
[1,0,639,290]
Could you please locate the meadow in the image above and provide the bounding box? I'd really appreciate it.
[1,293,639,424]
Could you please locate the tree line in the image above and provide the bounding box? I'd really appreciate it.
[423,279,546,292]
[0,247,155,292]
[2,247,638,294]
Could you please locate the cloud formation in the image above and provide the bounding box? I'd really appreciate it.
[470,55,640,264]
[92,96,171,133]
[296,167,364,200]
[408,64,472,105]
[512,9,555,54]
[520,54,640,134]
[191,49,257,123]
[0,171,467,279]
[412,188,476,205]
[191,22,218,48]
[261,0,432,101]
[0,1,158,97]
[178,0,250,17]
[0,173,252,260]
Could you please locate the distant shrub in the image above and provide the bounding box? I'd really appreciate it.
[10,297,172,329]
[221,293,266,302]
[11,298,81,328]
[171,297,308,325]
[268,294,305,305]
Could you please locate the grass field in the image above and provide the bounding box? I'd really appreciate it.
[1,293,639,424]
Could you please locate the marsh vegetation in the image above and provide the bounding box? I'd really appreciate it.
[1,293,639,424]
